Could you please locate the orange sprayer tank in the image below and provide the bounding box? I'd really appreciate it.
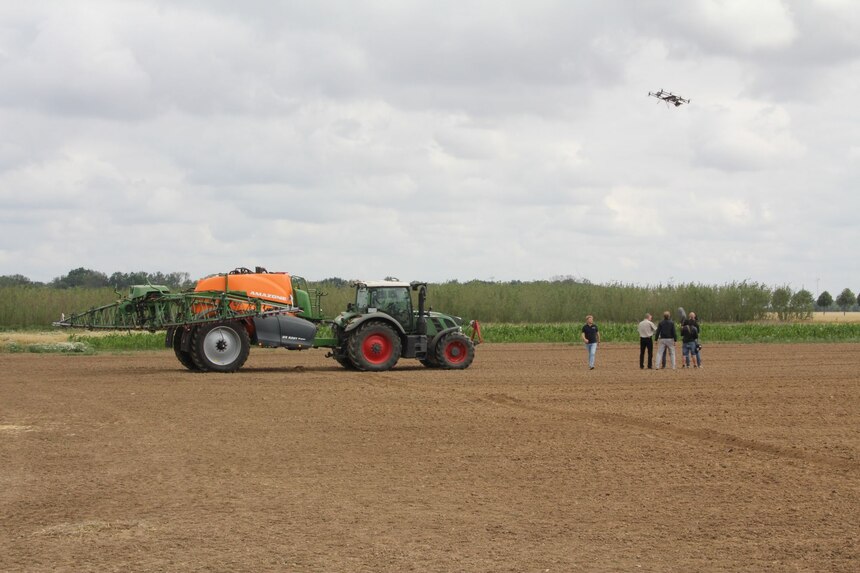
[193,272,295,315]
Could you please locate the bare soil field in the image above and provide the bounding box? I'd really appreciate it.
[1,343,858,572]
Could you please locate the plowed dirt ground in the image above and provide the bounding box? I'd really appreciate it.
[1,343,858,572]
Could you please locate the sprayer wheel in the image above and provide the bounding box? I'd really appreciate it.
[191,321,250,373]
[173,327,202,371]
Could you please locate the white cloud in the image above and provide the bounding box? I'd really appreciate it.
[694,0,797,52]
[690,102,804,170]
[0,1,857,295]
[604,187,669,237]
[0,4,154,118]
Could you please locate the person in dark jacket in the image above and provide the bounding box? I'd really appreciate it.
[581,314,600,370]
[655,311,677,370]
[681,312,702,368]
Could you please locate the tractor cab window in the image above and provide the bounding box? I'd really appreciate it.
[355,286,371,312]
[369,287,413,328]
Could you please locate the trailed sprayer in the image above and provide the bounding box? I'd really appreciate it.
[54,267,480,373]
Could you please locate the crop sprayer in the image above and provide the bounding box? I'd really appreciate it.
[54,267,480,373]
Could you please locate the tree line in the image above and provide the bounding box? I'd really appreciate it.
[0,268,195,290]
[815,288,859,315]
[771,286,859,318]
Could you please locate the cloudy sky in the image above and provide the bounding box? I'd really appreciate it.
[1,1,858,295]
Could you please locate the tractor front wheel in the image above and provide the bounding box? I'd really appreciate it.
[191,321,251,373]
[420,346,440,368]
[347,322,402,371]
[435,332,475,369]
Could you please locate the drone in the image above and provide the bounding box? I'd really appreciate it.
[648,89,690,107]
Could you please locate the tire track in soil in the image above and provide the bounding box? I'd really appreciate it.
[317,372,857,473]
[469,391,859,473]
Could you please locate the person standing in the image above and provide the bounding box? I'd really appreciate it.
[637,313,657,369]
[655,311,677,370]
[581,315,600,370]
[681,311,702,368]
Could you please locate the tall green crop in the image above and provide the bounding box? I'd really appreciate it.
[478,322,860,343]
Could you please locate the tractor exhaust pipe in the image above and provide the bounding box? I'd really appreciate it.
[411,282,427,335]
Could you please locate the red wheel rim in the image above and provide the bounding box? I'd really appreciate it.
[444,340,467,363]
[362,333,392,364]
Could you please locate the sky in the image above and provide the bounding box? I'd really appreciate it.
[1,0,858,296]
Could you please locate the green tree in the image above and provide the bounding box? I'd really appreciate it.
[50,267,109,289]
[319,277,349,288]
[770,286,792,321]
[817,291,833,312]
[835,288,856,314]
[789,289,814,319]
[108,271,149,287]
[164,272,194,290]
[0,274,33,287]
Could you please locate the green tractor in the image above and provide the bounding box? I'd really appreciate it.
[325,280,476,371]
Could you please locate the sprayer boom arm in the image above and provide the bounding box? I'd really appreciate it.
[53,289,301,331]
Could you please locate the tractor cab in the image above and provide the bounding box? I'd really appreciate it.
[352,280,414,330]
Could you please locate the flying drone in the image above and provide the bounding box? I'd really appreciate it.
[648,89,690,107]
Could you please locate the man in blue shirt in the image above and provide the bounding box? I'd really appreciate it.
[581,315,600,370]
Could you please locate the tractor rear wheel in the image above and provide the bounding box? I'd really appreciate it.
[334,353,357,370]
[347,321,402,371]
[191,321,251,373]
[435,332,475,369]
[173,327,201,371]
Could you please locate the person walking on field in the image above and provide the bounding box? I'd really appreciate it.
[638,313,657,369]
[655,311,677,370]
[681,311,702,368]
[581,315,600,370]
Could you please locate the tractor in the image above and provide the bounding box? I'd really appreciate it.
[326,280,476,371]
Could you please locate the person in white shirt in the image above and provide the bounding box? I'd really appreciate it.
[637,313,658,369]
